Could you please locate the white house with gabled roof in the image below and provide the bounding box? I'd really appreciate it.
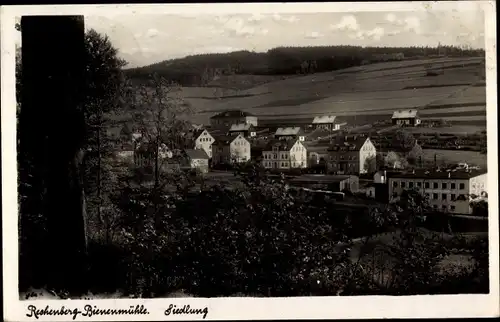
[193,129,215,158]
[392,109,421,126]
[212,134,251,165]
[274,127,305,141]
[262,139,307,169]
[312,115,346,131]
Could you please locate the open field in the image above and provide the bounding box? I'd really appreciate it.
[422,149,487,168]
[140,57,486,134]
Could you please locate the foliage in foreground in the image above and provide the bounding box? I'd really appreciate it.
[77,163,489,298]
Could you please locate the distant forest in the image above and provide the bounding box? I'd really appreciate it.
[124,45,485,87]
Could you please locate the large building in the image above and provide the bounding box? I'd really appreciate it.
[311,115,346,131]
[274,127,306,141]
[387,168,488,214]
[212,134,251,165]
[327,136,377,174]
[210,110,258,129]
[392,109,421,126]
[193,129,215,159]
[262,139,307,169]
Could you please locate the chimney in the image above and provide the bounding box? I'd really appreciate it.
[448,172,451,178]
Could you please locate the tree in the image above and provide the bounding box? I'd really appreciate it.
[131,74,192,230]
[407,144,424,166]
[364,155,379,173]
[393,130,416,153]
[19,16,89,294]
[18,17,128,294]
[384,151,406,169]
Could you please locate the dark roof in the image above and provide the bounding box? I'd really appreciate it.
[328,135,369,152]
[185,149,209,160]
[210,110,255,119]
[302,142,329,153]
[264,138,299,151]
[389,168,487,180]
[212,134,236,145]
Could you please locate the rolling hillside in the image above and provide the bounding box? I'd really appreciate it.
[172,56,486,131]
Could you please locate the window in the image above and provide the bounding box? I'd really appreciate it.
[442,205,447,210]
[442,183,447,189]
[393,181,398,188]
[433,205,438,209]
[424,182,430,189]
[433,182,438,189]
[450,205,456,212]
[433,193,438,200]
[401,182,406,188]
[425,193,430,198]
[451,183,456,189]
[459,183,465,190]
[417,182,422,188]
[442,193,447,200]
[451,194,456,201]
[409,182,414,188]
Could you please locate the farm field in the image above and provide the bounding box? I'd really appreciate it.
[422,149,487,168]
[151,57,487,133]
[404,126,486,135]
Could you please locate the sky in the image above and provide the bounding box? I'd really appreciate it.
[14,7,486,68]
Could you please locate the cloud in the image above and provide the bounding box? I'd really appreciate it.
[384,13,405,26]
[215,15,256,38]
[330,15,359,32]
[304,31,323,39]
[282,15,300,23]
[353,27,385,41]
[145,28,159,39]
[271,14,299,23]
[383,14,421,35]
[247,13,265,23]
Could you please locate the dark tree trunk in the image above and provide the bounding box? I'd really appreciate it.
[19,16,88,295]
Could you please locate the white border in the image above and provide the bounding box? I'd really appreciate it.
[2,2,499,321]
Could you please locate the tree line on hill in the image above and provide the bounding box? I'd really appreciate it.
[125,45,485,86]
[18,19,488,299]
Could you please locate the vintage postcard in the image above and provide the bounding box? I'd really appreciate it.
[1,1,499,321]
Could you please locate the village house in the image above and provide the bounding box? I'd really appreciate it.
[388,168,488,214]
[193,129,215,159]
[311,115,346,131]
[228,123,257,138]
[210,110,258,129]
[392,109,421,126]
[262,139,307,169]
[183,149,210,173]
[212,134,251,165]
[274,127,306,141]
[327,135,377,174]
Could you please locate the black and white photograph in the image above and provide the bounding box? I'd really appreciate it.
[2,2,499,320]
